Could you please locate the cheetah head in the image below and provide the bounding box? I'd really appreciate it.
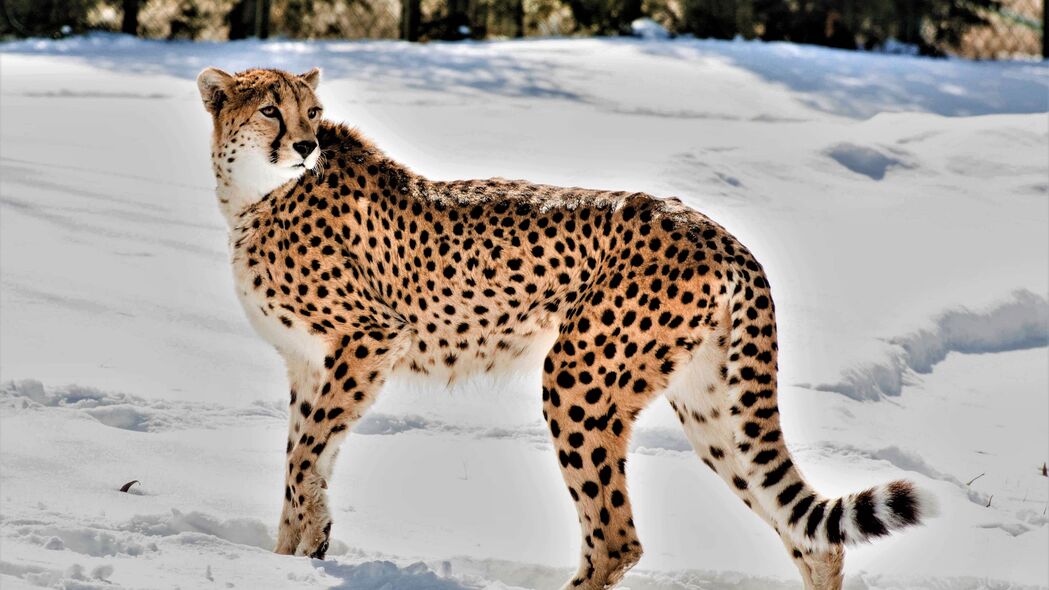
[197,67,324,198]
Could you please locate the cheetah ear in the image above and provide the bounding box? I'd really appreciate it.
[197,67,233,114]
[300,67,321,91]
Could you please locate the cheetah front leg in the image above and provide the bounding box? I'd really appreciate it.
[543,331,659,590]
[278,327,409,559]
[275,353,324,554]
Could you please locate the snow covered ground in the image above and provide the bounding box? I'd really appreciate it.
[1,34,1047,589]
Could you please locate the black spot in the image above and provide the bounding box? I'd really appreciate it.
[591,447,607,465]
[753,449,778,464]
[744,421,761,437]
[557,371,576,388]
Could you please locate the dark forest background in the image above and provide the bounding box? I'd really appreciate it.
[1,0,1044,59]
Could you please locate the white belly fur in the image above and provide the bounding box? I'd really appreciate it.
[231,254,329,366]
[392,324,560,388]
[232,244,560,389]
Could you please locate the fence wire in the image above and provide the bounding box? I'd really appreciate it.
[955,0,1043,58]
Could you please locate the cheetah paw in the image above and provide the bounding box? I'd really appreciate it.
[296,520,331,560]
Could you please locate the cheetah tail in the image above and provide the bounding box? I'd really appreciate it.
[723,275,938,550]
[812,480,939,548]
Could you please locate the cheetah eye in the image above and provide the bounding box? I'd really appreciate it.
[260,105,279,118]
[308,107,322,119]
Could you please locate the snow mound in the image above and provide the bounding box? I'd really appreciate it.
[0,380,284,431]
[320,560,477,590]
[5,525,153,557]
[354,413,446,436]
[813,290,1049,400]
[445,556,804,590]
[821,443,993,508]
[3,510,276,557]
[841,576,1047,590]
[121,509,275,549]
[3,34,1047,119]
[0,560,115,589]
[826,143,912,180]
[631,18,671,40]
[894,289,1049,373]
[629,426,692,454]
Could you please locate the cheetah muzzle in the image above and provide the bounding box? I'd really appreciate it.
[197,67,936,590]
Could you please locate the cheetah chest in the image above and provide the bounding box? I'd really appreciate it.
[230,238,329,364]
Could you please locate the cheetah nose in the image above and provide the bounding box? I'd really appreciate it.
[293,140,317,158]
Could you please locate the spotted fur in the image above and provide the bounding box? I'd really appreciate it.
[197,67,935,590]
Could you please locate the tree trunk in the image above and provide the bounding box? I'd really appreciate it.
[448,0,470,38]
[402,0,421,40]
[620,0,642,31]
[121,0,139,35]
[255,0,271,39]
[512,0,525,37]
[228,0,253,40]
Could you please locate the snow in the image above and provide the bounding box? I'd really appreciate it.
[630,19,671,41]
[1,34,1047,589]
[824,143,911,180]
[812,289,1049,400]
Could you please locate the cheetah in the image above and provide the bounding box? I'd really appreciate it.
[197,66,935,590]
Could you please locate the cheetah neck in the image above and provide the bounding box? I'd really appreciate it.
[212,157,303,230]
[213,184,257,229]
[213,121,415,231]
